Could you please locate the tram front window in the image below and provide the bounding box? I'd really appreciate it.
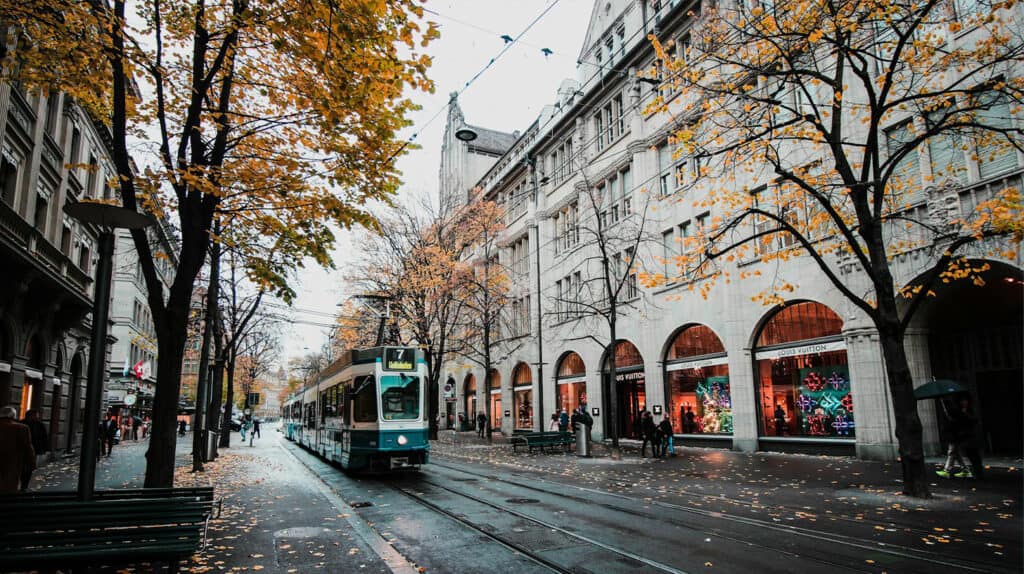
[381,374,420,420]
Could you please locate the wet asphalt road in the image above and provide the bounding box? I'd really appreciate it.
[279,434,1021,574]
[26,430,1020,573]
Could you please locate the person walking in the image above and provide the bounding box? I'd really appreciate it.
[177,419,187,436]
[476,412,487,438]
[0,406,36,493]
[549,412,560,431]
[131,416,142,441]
[21,409,50,471]
[252,418,262,439]
[641,411,658,457]
[658,415,675,458]
[937,395,981,479]
[141,415,151,439]
[100,413,118,457]
[558,409,569,433]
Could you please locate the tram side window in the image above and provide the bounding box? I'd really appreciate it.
[352,376,378,422]
[305,403,315,429]
[321,386,341,422]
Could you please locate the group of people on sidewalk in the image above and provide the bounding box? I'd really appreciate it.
[640,410,675,458]
[0,406,49,493]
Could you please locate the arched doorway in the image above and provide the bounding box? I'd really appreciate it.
[487,369,501,432]
[511,362,533,430]
[664,324,731,436]
[555,351,586,417]
[20,334,47,418]
[753,301,852,440]
[66,352,84,451]
[602,340,645,440]
[462,373,477,430]
[921,262,1022,457]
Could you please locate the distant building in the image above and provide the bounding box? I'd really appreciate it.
[438,92,517,213]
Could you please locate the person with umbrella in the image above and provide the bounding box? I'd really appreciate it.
[917,380,983,480]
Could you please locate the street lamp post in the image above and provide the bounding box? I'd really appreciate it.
[65,202,151,501]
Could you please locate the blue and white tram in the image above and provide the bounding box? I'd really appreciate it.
[284,346,429,471]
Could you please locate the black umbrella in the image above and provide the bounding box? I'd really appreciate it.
[913,379,967,400]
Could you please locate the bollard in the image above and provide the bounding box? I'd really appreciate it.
[575,422,591,457]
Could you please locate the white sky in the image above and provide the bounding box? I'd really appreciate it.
[279,0,592,364]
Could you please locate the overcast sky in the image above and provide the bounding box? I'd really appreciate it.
[279,0,592,364]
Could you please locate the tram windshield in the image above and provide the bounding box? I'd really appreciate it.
[380,374,420,420]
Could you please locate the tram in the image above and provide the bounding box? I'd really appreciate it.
[281,346,429,471]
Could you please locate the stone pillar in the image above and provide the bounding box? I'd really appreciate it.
[904,328,941,455]
[587,369,604,442]
[845,327,898,461]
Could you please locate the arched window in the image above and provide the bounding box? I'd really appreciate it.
[555,352,587,415]
[511,363,533,430]
[557,352,585,378]
[664,325,731,436]
[602,340,645,439]
[603,340,643,371]
[754,301,852,440]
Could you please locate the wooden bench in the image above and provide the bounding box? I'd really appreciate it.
[0,487,219,573]
[511,431,575,453]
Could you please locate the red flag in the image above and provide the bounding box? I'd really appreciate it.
[132,360,145,379]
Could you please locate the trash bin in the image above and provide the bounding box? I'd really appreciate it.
[207,430,219,456]
[575,422,591,457]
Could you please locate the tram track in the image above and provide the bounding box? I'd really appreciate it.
[429,459,1014,574]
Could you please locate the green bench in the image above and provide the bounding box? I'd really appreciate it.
[0,487,219,573]
[511,431,575,453]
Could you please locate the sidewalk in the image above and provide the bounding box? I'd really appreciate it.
[27,428,399,573]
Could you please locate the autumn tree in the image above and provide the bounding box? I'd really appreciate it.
[1,0,437,486]
[449,197,520,440]
[547,171,659,455]
[330,300,384,357]
[646,0,1021,496]
[350,195,475,438]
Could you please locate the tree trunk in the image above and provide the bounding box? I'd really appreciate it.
[206,332,225,460]
[878,321,930,498]
[219,350,236,448]
[607,315,620,457]
[144,322,188,487]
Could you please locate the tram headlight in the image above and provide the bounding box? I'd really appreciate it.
[397,434,408,446]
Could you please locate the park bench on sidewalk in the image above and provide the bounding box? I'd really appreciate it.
[0,486,220,573]
[511,431,575,453]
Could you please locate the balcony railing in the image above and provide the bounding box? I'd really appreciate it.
[0,200,93,297]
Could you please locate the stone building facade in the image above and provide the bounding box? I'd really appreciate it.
[0,81,115,455]
[441,0,1022,461]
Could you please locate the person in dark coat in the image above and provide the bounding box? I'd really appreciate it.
[476,412,487,438]
[558,409,569,432]
[641,411,658,457]
[0,406,36,493]
[20,410,48,486]
[937,395,983,479]
[658,415,674,458]
[100,413,118,457]
[131,416,142,440]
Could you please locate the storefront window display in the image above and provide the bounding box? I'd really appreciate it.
[664,325,732,435]
[555,352,587,415]
[488,369,501,431]
[754,302,854,439]
[512,362,533,430]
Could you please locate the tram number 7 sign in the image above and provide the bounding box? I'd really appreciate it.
[384,348,415,371]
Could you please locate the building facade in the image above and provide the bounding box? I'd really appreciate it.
[0,80,115,455]
[107,223,177,419]
[442,0,1022,461]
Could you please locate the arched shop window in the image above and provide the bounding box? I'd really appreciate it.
[664,324,731,435]
[487,369,502,430]
[463,374,477,426]
[21,334,47,418]
[555,352,587,416]
[602,340,645,440]
[754,301,853,439]
[512,362,533,430]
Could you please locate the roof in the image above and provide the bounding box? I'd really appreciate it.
[465,125,517,155]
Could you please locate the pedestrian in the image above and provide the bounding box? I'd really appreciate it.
[476,412,486,437]
[120,415,131,442]
[242,417,251,442]
[683,405,696,434]
[937,395,982,479]
[100,413,118,457]
[0,406,36,493]
[773,404,787,436]
[132,415,142,440]
[659,415,675,457]
[178,419,187,436]
[549,412,560,431]
[558,409,569,432]
[21,409,50,471]
[142,415,151,439]
[641,411,658,457]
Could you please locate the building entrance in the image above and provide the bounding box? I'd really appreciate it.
[925,263,1022,457]
[602,340,645,440]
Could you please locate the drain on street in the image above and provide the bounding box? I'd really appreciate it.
[350,501,374,508]
[506,498,539,504]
